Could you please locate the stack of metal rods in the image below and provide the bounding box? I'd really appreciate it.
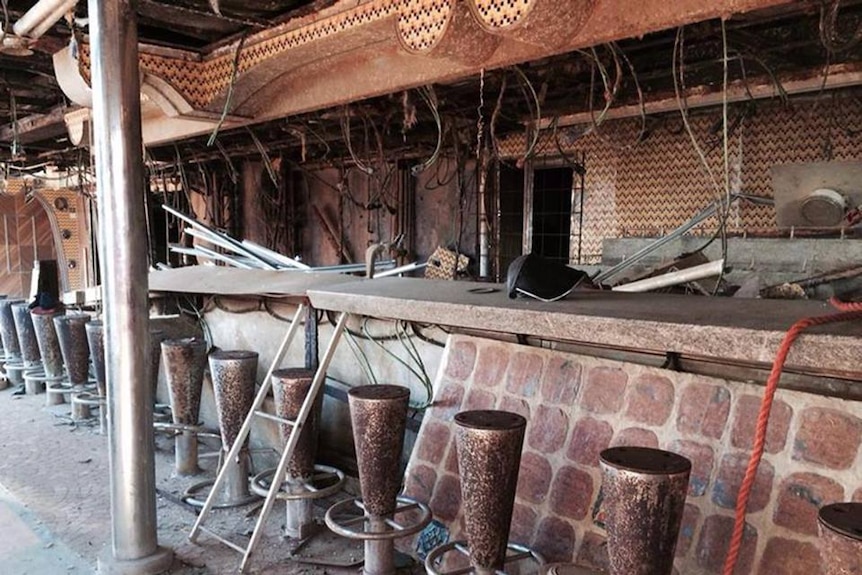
[163,204,420,275]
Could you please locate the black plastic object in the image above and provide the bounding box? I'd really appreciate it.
[506,254,590,301]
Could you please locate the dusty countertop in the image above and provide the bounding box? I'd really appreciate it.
[307,277,862,378]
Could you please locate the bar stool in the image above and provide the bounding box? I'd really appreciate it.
[425,410,544,575]
[599,446,691,575]
[818,502,861,575]
[0,299,27,388]
[184,350,259,508]
[250,368,345,539]
[12,302,43,394]
[325,385,431,575]
[31,308,66,406]
[150,329,168,418]
[81,320,108,434]
[53,314,93,420]
[159,337,209,476]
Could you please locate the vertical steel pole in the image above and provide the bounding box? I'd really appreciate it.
[88,0,173,572]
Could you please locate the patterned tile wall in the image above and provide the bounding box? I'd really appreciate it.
[500,96,862,264]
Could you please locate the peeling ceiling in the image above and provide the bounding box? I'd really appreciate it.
[0,0,860,168]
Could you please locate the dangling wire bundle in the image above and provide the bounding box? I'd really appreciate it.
[411,85,443,176]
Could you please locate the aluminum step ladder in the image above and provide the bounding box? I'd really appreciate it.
[188,303,348,573]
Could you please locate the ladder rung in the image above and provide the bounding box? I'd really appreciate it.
[198,526,247,555]
[253,410,296,427]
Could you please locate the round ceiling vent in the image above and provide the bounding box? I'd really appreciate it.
[800,188,847,227]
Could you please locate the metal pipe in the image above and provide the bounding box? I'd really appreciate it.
[594,196,737,285]
[365,517,395,575]
[13,0,76,38]
[611,259,725,293]
[599,446,691,575]
[88,0,172,571]
[28,0,79,39]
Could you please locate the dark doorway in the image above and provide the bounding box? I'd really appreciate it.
[530,167,573,264]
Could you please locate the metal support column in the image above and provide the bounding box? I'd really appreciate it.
[88,0,173,572]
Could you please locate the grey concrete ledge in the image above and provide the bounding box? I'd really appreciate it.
[307,278,862,378]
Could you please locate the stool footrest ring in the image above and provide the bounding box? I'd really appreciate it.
[424,541,545,575]
[250,464,345,501]
[325,496,432,541]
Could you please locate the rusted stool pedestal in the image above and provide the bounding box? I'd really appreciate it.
[325,385,431,575]
[149,329,170,422]
[818,502,862,575]
[184,350,259,508]
[31,309,67,406]
[54,314,93,420]
[12,302,44,394]
[160,338,208,476]
[425,410,544,575]
[599,446,691,575]
[82,320,108,434]
[251,368,344,539]
[0,299,26,389]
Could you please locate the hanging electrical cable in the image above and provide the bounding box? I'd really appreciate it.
[207,34,246,147]
[341,104,374,175]
[411,85,443,176]
[512,65,541,164]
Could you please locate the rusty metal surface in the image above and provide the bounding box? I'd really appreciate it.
[208,350,258,451]
[161,338,207,426]
[454,409,527,572]
[53,314,91,385]
[0,299,25,357]
[348,384,410,517]
[271,367,318,479]
[85,320,106,395]
[599,446,691,575]
[31,309,65,378]
[819,502,862,575]
[11,303,41,365]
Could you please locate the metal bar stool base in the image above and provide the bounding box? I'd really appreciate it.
[74,391,107,433]
[326,496,432,575]
[251,463,346,540]
[22,366,46,394]
[182,454,259,509]
[153,421,221,477]
[425,541,545,575]
[4,362,26,386]
[45,380,73,406]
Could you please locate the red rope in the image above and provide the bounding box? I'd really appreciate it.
[722,297,862,575]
